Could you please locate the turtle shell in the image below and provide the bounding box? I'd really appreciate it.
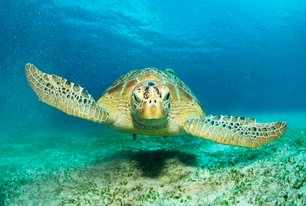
[97,68,205,130]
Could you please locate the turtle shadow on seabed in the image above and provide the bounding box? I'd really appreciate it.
[113,145,268,178]
[90,132,279,178]
[125,150,198,178]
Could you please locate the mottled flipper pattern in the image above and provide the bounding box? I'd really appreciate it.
[183,115,287,148]
[25,64,109,123]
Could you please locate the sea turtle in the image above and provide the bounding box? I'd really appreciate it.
[25,64,287,148]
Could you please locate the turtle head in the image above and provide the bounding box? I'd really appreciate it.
[131,81,171,125]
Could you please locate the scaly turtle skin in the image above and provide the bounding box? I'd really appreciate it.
[25,64,287,148]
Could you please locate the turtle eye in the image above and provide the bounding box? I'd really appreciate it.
[133,94,141,104]
[165,92,170,100]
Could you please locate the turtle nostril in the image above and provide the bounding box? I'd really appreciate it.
[149,100,152,104]
[154,100,157,103]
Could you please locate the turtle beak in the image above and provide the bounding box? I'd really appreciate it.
[140,100,164,119]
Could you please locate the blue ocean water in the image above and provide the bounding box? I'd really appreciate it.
[1,0,306,135]
[1,0,305,205]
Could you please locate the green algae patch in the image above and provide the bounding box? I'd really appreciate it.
[1,129,305,205]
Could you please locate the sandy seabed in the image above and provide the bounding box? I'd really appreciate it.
[0,128,305,206]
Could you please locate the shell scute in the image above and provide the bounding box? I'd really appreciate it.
[102,68,202,104]
[107,82,124,94]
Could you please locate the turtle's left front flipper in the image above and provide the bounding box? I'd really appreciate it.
[183,115,287,148]
[25,63,110,124]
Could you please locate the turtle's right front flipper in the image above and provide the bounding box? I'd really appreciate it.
[183,115,287,148]
[25,63,110,124]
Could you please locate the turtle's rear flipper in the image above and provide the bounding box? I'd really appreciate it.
[25,64,110,124]
[183,115,287,148]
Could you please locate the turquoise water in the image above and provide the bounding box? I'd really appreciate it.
[1,0,306,205]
